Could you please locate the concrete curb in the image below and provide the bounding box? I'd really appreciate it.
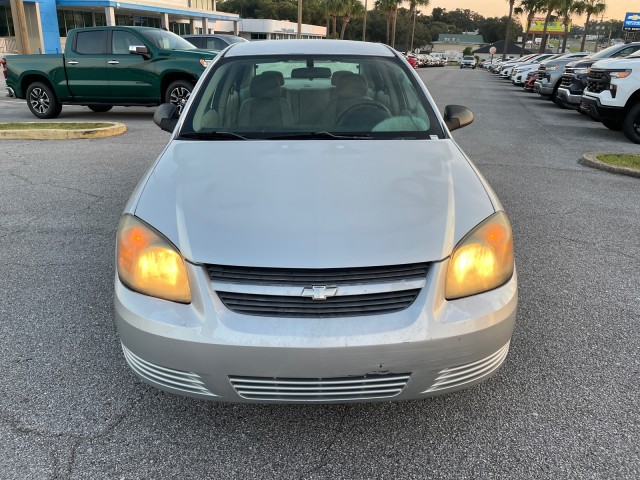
[0,122,126,140]
[580,152,640,179]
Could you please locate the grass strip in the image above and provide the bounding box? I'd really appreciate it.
[596,154,640,171]
[0,122,112,130]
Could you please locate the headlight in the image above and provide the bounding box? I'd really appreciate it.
[573,68,588,74]
[548,65,558,71]
[199,59,210,68]
[117,215,191,303]
[610,70,632,79]
[445,211,514,300]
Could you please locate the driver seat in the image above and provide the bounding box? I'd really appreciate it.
[322,74,390,128]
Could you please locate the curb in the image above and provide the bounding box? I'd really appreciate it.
[0,122,126,140]
[580,152,640,179]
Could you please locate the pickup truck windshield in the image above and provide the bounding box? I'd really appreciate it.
[139,30,197,50]
[180,55,443,139]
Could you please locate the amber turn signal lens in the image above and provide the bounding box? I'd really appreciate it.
[445,211,514,300]
[117,215,191,303]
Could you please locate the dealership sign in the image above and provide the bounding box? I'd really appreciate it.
[624,12,640,30]
[528,18,571,34]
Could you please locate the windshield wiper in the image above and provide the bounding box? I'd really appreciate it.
[178,131,252,140]
[264,131,374,140]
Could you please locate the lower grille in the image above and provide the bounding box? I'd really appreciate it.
[424,342,510,393]
[586,71,608,93]
[122,344,216,397]
[217,289,421,317]
[229,373,411,401]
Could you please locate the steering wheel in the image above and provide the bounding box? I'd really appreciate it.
[336,101,392,129]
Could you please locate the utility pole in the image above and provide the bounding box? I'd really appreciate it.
[362,0,368,41]
[594,13,606,53]
[410,9,417,53]
[297,0,302,39]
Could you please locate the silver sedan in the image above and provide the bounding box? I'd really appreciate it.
[114,40,517,403]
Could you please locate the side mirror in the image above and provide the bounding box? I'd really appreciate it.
[154,103,179,133]
[443,105,474,132]
[129,45,150,59]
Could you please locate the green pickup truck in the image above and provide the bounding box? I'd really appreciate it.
[3,26,217,119]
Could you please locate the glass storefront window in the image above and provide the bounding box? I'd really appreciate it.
[0,5,16,37]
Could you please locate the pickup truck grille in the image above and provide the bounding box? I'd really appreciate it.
[586,70,609,94]
[560,67,575,87]
[537,66,548,80]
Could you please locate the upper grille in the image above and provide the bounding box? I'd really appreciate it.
[208,263,428,318]
[586,70,609,93]
[560,67,575,87]
[207,263,429,285]
[229,373,411,401]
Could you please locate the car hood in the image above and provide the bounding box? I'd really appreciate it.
[567,58,597,69]
[591,57,640,69]
[133,140,495,268]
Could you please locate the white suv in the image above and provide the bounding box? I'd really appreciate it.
[460,56,476,69]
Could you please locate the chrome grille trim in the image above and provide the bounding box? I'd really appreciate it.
[212,279,425,297]
[122,344,216,397]
[423,342,510,393]
[229,374,411,401]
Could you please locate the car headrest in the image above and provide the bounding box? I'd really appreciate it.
[250,73,282,98]
[291,67,332,79]
[337,74,368,98]
[331,70,354,86]
[260,70,284,86]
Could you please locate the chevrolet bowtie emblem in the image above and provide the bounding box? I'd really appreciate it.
[629,14,640,21]
[301,285,338,300]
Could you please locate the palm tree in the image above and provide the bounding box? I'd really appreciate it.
[502,0,516,60]
[557,0,584,52]
[339,0,365,39]
[578,0,606,52]
[325,0,347,38]
[378,0,399,46]
[515,0,545,56]
[538,0,562,53]
[406,0,430,53]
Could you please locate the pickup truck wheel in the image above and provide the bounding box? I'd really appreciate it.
[26,82,62,119]
[601,119,622,131]
[622,103,640,144]
[88,105,113,113]
[165,80,193,114]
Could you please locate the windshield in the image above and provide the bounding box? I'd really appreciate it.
[226,36,248,44]
[180,55,443,139]
[140,29,197,50]
[591,44,630,59]
[629,49,640,58]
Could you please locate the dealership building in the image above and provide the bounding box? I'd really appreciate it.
[0,0,326,54]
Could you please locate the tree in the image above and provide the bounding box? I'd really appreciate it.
[325,0,347,37]
[463,46,473,56]
[406,0,430,52]
[578,0,607,51]
[538,0,562,53]
[377,0,400,46]
[339,0,365,39]
[502,0,516,60]
[557,0,584,52]
[516,0,545,56]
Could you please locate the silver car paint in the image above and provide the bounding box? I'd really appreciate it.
[132,140,495,267]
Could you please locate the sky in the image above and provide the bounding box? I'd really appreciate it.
[422,1,636,26]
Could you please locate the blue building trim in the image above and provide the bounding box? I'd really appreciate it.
[38,0,62,53]
[55,1,240,22]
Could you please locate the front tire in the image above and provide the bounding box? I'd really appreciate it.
[165,80,193,114]
[26,82,62,119]
[88,105,113,113]
[622,103,640,144]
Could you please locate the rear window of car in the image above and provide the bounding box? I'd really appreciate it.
[180,55,443,139]
[463,56,474,60]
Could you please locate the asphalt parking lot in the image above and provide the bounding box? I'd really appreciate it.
[1,69,639,479]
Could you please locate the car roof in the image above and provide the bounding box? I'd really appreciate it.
[183,34,241,38]
[224,40,396,58]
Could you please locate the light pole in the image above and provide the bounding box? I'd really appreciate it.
[362,0,368,41]
[594,14,606,53]
[297,0,302,39]
[410,9,418,53]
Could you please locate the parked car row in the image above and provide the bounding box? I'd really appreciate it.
[486,44,640,143]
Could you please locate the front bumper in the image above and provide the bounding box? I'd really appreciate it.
[115,260,518,403]
[535,79,555,95]
[556,87,582,108]
[580,95,624,122]
[6,86,14,97]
